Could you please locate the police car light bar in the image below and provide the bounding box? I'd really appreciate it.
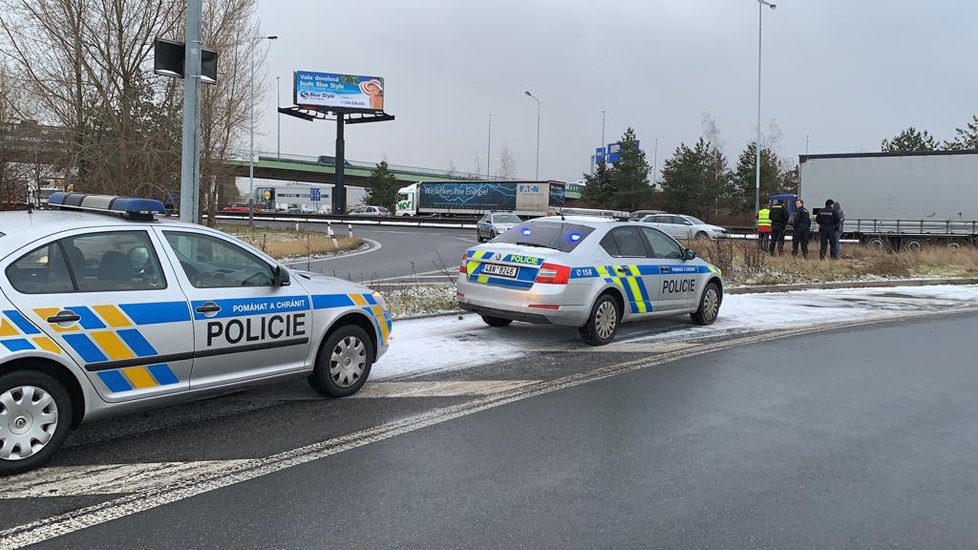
[47,192,166,220]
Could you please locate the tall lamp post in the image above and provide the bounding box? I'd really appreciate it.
[524,91,540,180]
[276,76,281,160]
[652,137,660,187]
[754,0,776,217]
[248,35,278,228]
[487,113,492,178]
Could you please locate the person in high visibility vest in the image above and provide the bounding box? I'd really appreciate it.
[757,205,772,249]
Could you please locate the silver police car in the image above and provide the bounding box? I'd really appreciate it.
[457,216,723,345]
[0,193,390,475]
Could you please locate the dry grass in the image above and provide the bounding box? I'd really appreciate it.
[218,225,364,260]
[688,239,978,286]
[371,283,458,318]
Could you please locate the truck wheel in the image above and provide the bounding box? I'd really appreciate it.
[579,293,621,346]
[863,236,888,250]
[0,370,73,476]
[901,237,925,251]
[308,325,374,398]
[691,281,721,326]
[946,240,963,249]
[481,315,512,328]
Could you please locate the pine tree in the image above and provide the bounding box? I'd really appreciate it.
[364,161,399,212]
[944,115,978,150]
[659,138,730,221]
[609,128,652,211]
[881,127,938,152]
[582,161,616,208]
[729,142,782,215]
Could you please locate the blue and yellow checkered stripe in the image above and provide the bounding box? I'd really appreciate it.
[312,293,391,346]
[464,249,540,289]
[592,265,655,314]
[0,309,63,355]
[97,364,179,393]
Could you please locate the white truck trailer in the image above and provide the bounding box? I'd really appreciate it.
[798,150,978,249]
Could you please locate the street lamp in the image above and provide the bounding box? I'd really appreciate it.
[248,34,278,228]
[487,113,492,179]
[524,91,541,180]
[276,76,281,160]
[754,0,775,217]
[652,137,660,187]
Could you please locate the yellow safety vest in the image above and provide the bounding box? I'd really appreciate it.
[757,208,771,229]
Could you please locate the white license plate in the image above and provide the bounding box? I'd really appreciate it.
[481,264,518,278]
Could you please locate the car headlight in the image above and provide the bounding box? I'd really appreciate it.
[371,291,388,311]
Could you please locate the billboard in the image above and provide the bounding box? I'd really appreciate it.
[294,71,384,112]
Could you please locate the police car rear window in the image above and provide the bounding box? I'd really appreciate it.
[495,222,594,253]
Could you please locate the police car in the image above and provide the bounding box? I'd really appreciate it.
[0,194,390,475]
[457,216,723,345]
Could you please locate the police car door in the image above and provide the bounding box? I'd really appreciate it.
[156,229,311,389]
[638,227,693,311]
[598,227,657,318]
[0,228,195,402]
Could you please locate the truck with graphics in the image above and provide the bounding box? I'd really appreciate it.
[796,150,978,249]
[395,181,566,218]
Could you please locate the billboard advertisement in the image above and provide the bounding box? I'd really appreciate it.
[255,186,276,210]
[294,71,384,111]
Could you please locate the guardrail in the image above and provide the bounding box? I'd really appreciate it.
[211,212,479,229]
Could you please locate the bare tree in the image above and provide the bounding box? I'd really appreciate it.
[497,146,516,179]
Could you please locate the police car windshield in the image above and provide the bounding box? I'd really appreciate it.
[495,221,594,253]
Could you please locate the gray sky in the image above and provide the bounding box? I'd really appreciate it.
[254,0,977,182]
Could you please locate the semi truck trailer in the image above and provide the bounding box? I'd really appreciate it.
[395,181,566,218]
[797,150,978,249]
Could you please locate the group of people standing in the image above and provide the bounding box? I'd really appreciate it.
[757,199,844,260]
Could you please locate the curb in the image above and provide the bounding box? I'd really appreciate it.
[726,277,978,295]
[389,277,978,321]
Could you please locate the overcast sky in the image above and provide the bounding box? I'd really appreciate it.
[253,0,977,183]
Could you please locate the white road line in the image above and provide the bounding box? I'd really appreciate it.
[0,461,250,499]
[351,380,541,398]
[532,342,702,354]
[282,238,382,266]
[2,308,976,549]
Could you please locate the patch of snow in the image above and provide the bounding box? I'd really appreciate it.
[372,285,978,380]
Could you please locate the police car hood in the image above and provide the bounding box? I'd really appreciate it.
[291,270,373,293]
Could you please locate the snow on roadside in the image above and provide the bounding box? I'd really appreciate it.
[372,285,978,380]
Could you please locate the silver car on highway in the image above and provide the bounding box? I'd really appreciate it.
[476,211,522,242]
[457,216,723,345]
[639,213,729,240]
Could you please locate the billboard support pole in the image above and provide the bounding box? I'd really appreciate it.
[179,0,203,223]
[334,115,346,215]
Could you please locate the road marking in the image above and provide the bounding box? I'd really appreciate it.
[352,380,540,398]
[532,342,701,354]
[0,461,250,499]
[2,307,976,549]
[282,238,382,266]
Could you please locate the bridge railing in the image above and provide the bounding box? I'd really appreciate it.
[230,150,498,181]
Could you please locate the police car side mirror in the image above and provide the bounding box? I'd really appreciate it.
[684,249,697,261]
[273,265,291,286]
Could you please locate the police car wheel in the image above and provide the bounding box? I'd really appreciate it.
[0,370,73,476]
[691,282,721,326]
[580,294,620,346]
[308,325,374,398]
[481,315,513,328]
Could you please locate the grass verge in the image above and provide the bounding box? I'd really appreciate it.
[219,225,364,260]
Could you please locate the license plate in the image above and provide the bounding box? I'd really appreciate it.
[481,264,518,278]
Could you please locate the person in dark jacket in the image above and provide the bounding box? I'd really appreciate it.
[831,201,845,258]
[790,198,812,258]
[815,199,841,260]
[768,199,789,255]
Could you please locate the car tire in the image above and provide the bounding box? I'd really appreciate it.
[695,231,709,240]
[481,315,512,328]
[691,281,721,326]
[476,231,485,243]
[579,293,621,346]
[308,324,374,398]
[0,369,73,476]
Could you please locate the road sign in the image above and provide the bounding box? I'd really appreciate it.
[310,187,321,202]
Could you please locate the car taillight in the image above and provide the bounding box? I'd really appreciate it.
[459,253,468,274]
[535,263,570,285]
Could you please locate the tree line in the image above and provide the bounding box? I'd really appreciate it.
[0,0,262,225]
[881,116,978,152]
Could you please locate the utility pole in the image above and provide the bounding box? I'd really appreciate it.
[755,0,776,216]
[178,0,203,223]
[277,76,281,160]
[487,113,492,179]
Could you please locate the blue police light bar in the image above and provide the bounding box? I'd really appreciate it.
[48,192,166,220]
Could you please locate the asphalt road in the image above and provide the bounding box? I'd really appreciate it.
[224,219,477,283]
[8,312,978,549]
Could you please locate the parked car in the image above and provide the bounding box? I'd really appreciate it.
[476,212,522,242]
[628,209,666,221]
[638,214,728,240]
[348,205,390,217]
[220,202,250,213]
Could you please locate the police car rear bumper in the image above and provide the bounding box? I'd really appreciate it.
[456,276,591,326]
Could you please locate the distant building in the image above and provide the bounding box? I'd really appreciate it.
[234,178,367,213]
